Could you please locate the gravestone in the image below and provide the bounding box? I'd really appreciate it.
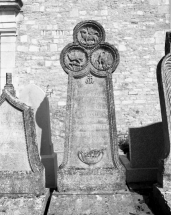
[153,32,171,214]
[58,20,125,192]
[120,122,164,183]
[48,20,144,215]
[19,83,57,188]
[0,74,47,214]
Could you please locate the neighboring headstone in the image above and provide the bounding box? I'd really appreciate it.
[19,84,57,188]
[0,74,47,214]
[152,32,171,214]
[120,122,164,182]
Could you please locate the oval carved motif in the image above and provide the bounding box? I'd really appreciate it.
[78,149,105,166]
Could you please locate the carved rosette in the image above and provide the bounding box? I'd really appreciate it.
[60,20,119,78]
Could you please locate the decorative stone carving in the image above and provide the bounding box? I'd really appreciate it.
[63,47,88,72]
[91,48,113,70]
[78,149,105,166]
[74,20,105,48]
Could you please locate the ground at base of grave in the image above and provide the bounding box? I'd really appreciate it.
[47,186,155,215]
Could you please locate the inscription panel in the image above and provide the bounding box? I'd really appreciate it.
[69,75,113,167]
[0,101,31,171]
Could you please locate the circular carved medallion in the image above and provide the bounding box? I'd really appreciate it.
[91,48,114,71]
[77,26,100,47]
[63,47,88,72]
[90,43,119,75]
[73,20,105,48]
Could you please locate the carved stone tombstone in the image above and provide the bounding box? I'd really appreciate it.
[0,74,47,214]
[58,20,125,192]
[153,32,171,213]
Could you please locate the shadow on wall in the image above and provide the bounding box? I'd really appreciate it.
[36,96,57,189]
[19,84,57,189]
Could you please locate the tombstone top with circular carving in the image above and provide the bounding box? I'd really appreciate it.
[73,20,105,48]
[60,20,119,77]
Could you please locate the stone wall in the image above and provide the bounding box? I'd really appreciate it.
[15,0,169,165]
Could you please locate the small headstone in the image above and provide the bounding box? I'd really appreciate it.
[120,122,164,183]
[129,122,164,168]
[19,83,57,188]
[0,74,45,194]
[58,20,125,192]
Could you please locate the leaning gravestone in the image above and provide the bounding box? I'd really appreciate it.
[153,32,171,214]
[19,84,57,188]
[0,74,47,214]
[48,20,139,215]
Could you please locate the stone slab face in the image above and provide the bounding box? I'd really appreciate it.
[0,100,30,171]
[0,88,45,194]
[19,83,57,188]
[129,122,164,168]
[69,76,112,168]
[58,20,125,192]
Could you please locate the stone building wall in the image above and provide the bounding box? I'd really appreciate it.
[15,0,169,165]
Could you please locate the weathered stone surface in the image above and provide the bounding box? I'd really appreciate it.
[48,190,154,215]
[0,190,49,215]
[58,20,125,192]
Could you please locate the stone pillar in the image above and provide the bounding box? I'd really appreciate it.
[0,0,23,93]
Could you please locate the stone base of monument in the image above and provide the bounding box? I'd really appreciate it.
[47,190,154,215]
[57,168,126,192]
[0,189,49,215]
[120,155,158,183]
[152,185,171,215]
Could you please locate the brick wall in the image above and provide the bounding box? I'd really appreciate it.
[15,0,170,165]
